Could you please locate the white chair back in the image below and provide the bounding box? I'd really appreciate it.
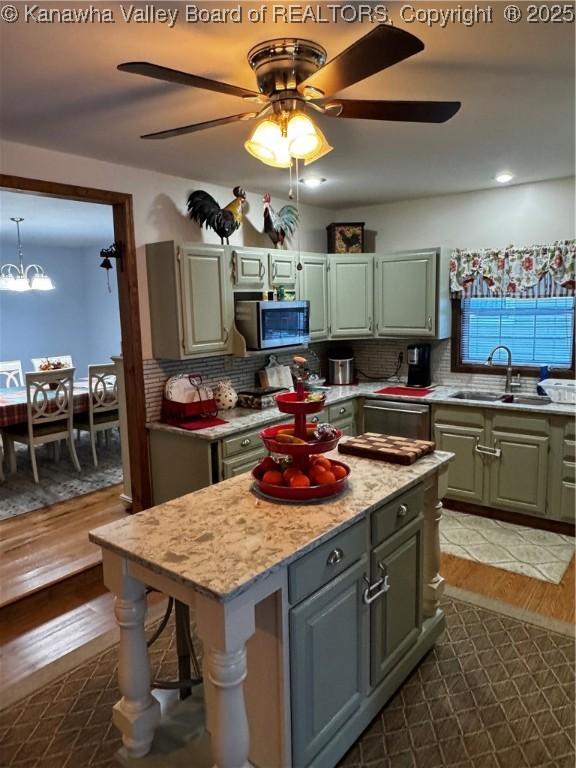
[31,355,74,371]
[88,364,118,417]
[0,360,24,388]
[25,368,75,429]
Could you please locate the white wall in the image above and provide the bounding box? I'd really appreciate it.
[338,177,575,252]
[0,139,335,359]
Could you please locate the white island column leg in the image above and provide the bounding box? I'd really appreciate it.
[195,591,256,768]
[102,552,161,757]
[422,468,448,618]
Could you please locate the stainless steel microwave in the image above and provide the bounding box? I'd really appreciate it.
[234,300,310,350]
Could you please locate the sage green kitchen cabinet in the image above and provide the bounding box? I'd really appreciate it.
[488,430,549,515]
[374,248,451,338]
[370,517,423,686]
[329,254,374,338]
[548,418,575,524]
[269,251,296,286]
[297,253,329,340]
[433,422,486,503]
[290,557,368,768]
[146,241,233,359]
[231,247,268,289]
[221,449,267,480]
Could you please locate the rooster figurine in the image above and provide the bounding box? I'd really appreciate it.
[262,193,299,249]
[187,186,246,244]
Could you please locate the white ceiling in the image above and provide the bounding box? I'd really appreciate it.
[0,2,574,208]
[0,191,114,248]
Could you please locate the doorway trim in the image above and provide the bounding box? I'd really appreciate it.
[0,173,151,511]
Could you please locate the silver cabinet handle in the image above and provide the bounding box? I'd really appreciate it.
[223,327,229,344]
[231,251,237,284]
[398,503,408,518]
[272,262,277,279]
[339,407,346,415]
[327,548,344,566]
[362,573,390,605]
[240,438,251,447]
[427,316,433,331]
[259,261,265,279]
[474,437,501,458]
[311,416,319,423]
[368,317,373,332]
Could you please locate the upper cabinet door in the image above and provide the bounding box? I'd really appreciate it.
[232,248,267,289]
[375,251,436,337]
[298,254,328,341]
[269,251,296,286]
[179,245,232,356]
[329,255,374,338]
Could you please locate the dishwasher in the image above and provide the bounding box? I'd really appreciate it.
[362,399,431,440]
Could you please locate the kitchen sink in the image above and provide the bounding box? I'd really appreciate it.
[449,390,552,406]
[449,391,503,402]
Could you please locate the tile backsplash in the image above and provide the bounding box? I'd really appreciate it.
[143,338,541,421]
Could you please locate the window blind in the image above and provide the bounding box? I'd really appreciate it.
[461,297,575,368]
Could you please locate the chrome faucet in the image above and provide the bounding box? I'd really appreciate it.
[485,345,521,393]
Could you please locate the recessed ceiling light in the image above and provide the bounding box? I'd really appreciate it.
[300,177,326,189]
[495,171,514,184]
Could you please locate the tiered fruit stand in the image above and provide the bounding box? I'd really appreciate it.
[251,383,351,501]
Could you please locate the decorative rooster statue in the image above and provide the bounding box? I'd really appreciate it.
[262,193,299,249]
[187,186,247,244]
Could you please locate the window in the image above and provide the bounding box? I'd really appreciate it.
[454,297,575,373]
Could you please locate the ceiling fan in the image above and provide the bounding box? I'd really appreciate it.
[118,24,461,167]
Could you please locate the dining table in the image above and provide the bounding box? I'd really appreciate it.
[0,380,92,428]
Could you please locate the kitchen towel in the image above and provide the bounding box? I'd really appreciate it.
[374,386,434,397]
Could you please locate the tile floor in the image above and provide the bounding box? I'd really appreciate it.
[0,596,574,768]
[440,509,575,584]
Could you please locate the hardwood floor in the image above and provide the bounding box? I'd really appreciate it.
[0,484,127,607]
[441,552,575,624]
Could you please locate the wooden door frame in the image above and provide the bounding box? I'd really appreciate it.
[0,174,151,511]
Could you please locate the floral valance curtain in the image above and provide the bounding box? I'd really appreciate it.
[449,241,575,299]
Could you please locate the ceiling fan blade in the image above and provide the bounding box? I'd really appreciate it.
[300,25,424,97]
[324,99,461,123]
[141,112,259,140]
[118,62,260,99]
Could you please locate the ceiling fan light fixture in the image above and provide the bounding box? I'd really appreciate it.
[303,125,333,166]
[244,119,282,164]
[286,113,321,159]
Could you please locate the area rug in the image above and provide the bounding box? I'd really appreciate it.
[0,432,122,521]
[0,596,574,768]
[440,508,575,584]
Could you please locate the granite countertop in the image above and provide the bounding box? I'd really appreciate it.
[147,382,575,441]
[90,448,453,603]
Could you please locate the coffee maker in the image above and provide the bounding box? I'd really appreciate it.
[407,344,432,387]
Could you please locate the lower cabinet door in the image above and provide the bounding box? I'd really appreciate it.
[488,431,549,515]
[332,417,356,437]
[433,423,485,503]
[560,460,575,523]
[370,518,423,687]
[290,557,367,768]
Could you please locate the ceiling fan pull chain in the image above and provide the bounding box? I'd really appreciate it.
[296,158,302,269]
[288,159,293,201]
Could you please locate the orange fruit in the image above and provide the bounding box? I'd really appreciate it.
[262,470,284,486]
[290,474,311,488]
[312,456,332,471]
[332,465,347,480]
[259,456,280,474]
[317,470,336,485]
[309,465,329,485]
[283,467,303,482]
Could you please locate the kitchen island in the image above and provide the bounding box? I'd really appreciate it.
[90,447,453,768]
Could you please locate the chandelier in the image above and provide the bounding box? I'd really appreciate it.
[244,110,333,168]
[0,218,55,292]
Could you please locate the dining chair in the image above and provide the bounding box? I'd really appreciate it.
[0,360,24,388]
[31,355,74,371]
[1,368,81,483]
[74,364,119,467]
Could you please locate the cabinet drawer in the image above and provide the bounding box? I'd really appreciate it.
[329,400,355,422]
[307,409,328,426]
[222,429,266,458]
[491,412,549,436]
[432,406,484,428]
[333,417,355,437]
[564,439,575,462]
[371,485,423,546]
[221,449,266,480]
[289,520,367,605]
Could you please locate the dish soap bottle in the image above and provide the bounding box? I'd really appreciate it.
[537,365,549,396]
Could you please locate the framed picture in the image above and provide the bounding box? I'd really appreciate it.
[327,222,365,254]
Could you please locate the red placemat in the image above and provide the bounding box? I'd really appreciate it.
[374,386,434,397]
[165,417,228,430]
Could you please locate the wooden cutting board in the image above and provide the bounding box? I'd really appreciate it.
[338,433,435,465]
